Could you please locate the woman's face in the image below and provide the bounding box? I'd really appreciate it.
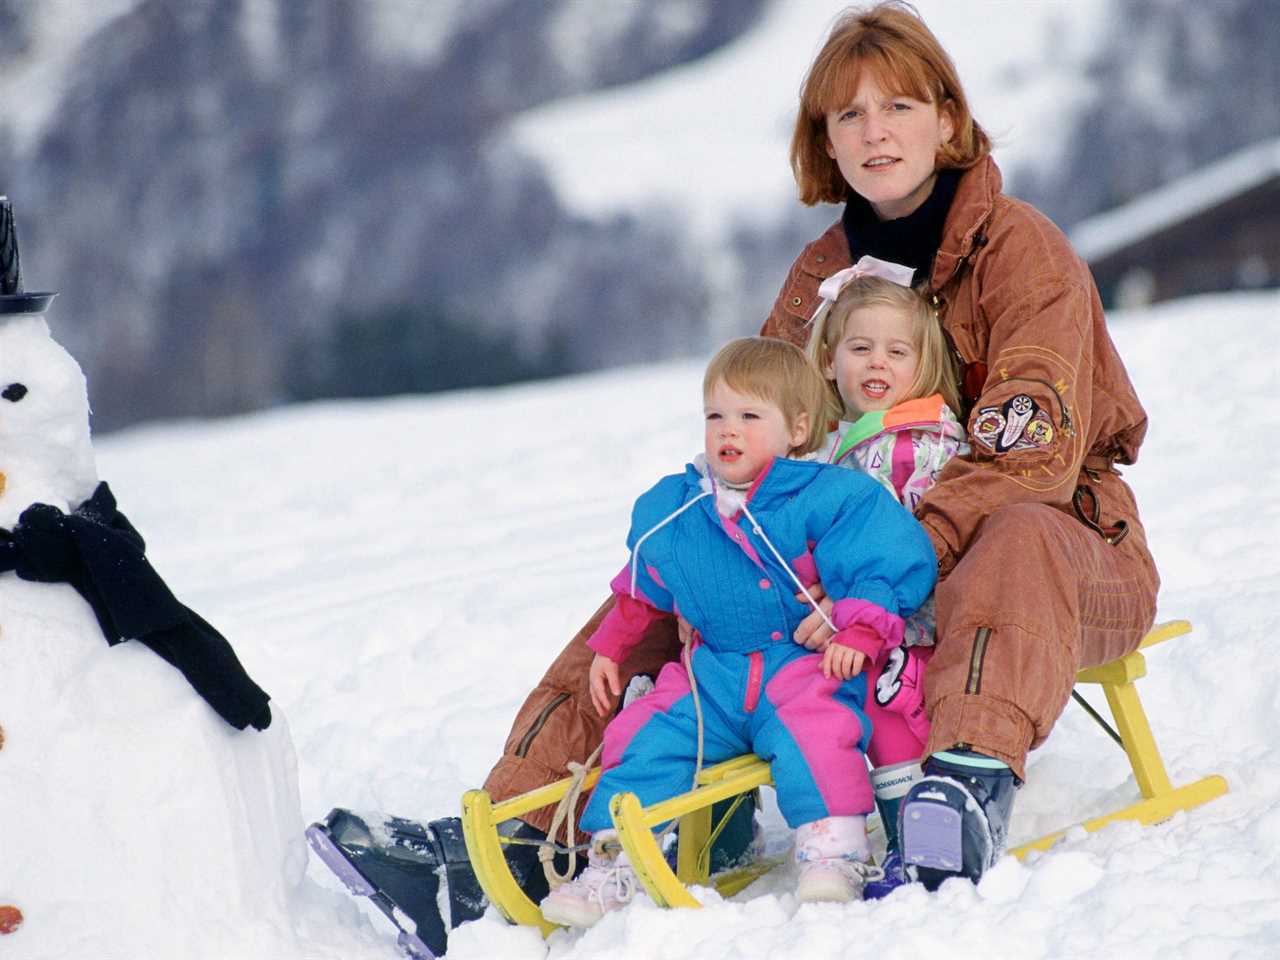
[824,73,954,221]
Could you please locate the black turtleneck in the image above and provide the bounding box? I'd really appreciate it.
[841,168,962,285]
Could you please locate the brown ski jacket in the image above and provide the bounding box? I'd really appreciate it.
[762,156,1149,576]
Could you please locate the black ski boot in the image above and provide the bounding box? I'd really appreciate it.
[898,752,1017,890]
[306,809,446,958]
[307,809,574,957]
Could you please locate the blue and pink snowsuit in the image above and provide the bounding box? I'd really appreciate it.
[578,455,936,832]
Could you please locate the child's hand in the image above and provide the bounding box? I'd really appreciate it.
[822,643,866,680]
[589,654,622,717]
[794,582,834,650]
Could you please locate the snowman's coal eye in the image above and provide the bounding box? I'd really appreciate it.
[2,383,27,402]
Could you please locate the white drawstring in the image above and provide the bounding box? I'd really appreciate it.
[628,491,712,599]
[739,500,838,634]
[628,481,835,630]
[621,487,718,821]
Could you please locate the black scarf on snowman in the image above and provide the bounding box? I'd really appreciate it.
[0,481,271,731]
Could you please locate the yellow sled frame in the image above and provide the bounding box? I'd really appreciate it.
[462,620,1226,930]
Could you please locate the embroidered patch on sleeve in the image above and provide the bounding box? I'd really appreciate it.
[972,393,1055,453]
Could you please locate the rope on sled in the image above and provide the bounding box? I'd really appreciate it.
[540,741,604,889]
[1071,689,1125,748]
[539,627,711,889]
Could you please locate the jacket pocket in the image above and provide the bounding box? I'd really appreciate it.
[514,691,570,758]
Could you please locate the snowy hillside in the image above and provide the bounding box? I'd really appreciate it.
[0,0,768,428]
[510,0,1109,237]
[2,0,1120,430]
[12,288,1263,959]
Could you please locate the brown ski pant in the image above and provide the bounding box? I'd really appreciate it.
[483,468,1158,828]
[923,470,1159,780]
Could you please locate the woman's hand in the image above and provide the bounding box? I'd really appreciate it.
[822,642,866,681]
[589,653,622,717]
[793,582,835,650]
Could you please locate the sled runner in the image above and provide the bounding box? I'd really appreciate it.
[462,619,1227,928]
[1006,619,1227,858]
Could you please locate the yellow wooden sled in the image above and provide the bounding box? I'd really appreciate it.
[1006,619,1227,858]
[461,619,1227,931]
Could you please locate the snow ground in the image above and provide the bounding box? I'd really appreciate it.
[26,288,1267,959]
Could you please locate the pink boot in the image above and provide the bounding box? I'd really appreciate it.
[794,816,882,903]
[539,831,640,928]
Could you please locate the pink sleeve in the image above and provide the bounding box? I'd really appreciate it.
[828,598,906,662]
[587,591,667,664]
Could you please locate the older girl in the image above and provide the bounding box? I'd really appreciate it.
[803,255,964,892]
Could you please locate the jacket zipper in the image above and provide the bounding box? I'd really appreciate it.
[928,224,988,307]
[930,234,987,412]
[514,691,570,757]
[966,627,992,695]
[934,312,965,367]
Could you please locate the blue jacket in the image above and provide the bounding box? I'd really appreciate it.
[589,456,937,664]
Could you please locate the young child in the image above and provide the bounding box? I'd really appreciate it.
[538,337,937,927]
[804,255,966,890]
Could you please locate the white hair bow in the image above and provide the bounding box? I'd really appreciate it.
[807,254,916,328]
[817,255,915,302]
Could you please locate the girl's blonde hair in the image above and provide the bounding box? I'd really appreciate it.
[703,337,829,456]
[790,2,991,206]
[805,277,961,419]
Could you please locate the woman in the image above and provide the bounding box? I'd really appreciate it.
[762,2,1158,888]
[312,3,1160,933]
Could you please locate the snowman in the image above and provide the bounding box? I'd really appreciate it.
[0,199,311,957]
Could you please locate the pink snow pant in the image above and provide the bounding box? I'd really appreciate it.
[579,643,875,832]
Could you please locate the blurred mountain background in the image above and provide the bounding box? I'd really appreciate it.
[1,0,1275,430]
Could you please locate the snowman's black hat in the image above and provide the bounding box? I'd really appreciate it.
[0,196,58,316]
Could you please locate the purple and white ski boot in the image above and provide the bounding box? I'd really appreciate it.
[898,751,1017,890]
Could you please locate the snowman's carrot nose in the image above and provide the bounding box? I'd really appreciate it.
[0,472,6,496]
